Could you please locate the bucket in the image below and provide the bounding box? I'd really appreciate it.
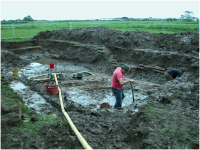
[100,103,111,108]
[48,85,58,94]
[49,63,55,69]
[12,68,19,76]
[77,73,83,79]
[45,82,55,91]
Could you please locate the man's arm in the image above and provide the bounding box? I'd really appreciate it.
[119,79,134,85]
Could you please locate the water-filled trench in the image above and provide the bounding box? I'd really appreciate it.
[9,58,161,114]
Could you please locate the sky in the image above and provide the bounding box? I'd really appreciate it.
[0,0,199,21]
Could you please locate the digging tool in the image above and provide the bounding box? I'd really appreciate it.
[130,82,134,103]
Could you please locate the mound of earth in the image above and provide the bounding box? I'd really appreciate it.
[1,49,31,68]
[32,26,199,54]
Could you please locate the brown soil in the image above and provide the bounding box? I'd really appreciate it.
[1,26,199,149]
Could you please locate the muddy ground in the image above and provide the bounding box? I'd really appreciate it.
[1,26,199,149]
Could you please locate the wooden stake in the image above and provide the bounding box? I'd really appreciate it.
[19,102,21,121]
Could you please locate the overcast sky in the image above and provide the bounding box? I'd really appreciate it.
[1,0,199,20]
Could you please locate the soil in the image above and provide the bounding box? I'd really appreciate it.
[1,26,199,149]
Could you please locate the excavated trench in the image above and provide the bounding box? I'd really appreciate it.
[1,27,199,149]
[7,58,161,114]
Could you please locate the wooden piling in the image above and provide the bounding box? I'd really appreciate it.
[19,102,21,121]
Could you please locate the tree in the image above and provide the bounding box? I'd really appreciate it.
[8,19,15,22]
[15,18,21,22]
[121,17,129,21]
[23,15,34,21]
[180,11,195,21]
[167,18,177,22]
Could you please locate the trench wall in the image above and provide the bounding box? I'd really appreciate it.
[1,39,198,85]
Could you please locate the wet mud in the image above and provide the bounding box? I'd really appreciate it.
[1,27,199,149]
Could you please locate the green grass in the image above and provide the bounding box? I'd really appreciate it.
[13,113,65,137]
[1,75,69,148]
[1,74,66,126]
[1,20,198,42]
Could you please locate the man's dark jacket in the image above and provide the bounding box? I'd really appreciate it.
[166,69,182,79]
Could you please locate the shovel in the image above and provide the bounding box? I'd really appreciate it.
[130,82,134,103]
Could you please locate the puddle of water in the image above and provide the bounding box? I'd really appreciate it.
[34,58,65,65]
[29,62,42,67]
[8,59,93,79]
[8,62,49,77]
[33,59,88,74]
[9,81,53,114]
[63,87,148,108]
[10,81,26,90]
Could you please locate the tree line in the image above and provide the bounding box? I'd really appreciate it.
[1,11,199,23]
[2,15,34,22]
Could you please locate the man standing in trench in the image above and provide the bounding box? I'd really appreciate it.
[111,64,134,108]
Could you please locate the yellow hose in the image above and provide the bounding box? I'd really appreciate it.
[53,73,59,85]
[27,73,93,148]
[53,74,92,149]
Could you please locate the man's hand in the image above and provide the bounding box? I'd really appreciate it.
[129,79,134,83]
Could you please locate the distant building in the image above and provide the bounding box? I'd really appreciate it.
[148,18,162,21]
[113,17,130,21]
[112,17,164,21]
[143,18,149,21]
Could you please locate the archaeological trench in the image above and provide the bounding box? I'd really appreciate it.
[1,26,199,149]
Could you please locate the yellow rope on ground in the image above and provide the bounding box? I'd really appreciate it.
[53,73,92,150]
[53,73,59,85]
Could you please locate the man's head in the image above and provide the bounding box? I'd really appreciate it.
[121,64,130,73]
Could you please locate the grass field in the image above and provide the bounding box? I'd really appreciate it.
[1,20,198,42]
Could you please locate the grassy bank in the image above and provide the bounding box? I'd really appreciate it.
[1,75,70,149]
[1,20,198,42]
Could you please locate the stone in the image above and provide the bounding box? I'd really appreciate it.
[30,113,38,121]
[160,97,171,104]
[186,91,192,96]
[11,138,19,142]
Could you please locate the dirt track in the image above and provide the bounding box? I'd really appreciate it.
[1,26,199,149]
